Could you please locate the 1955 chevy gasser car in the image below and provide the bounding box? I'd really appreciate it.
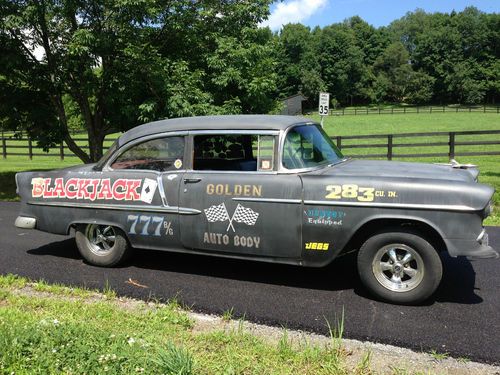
[15,115,498,304]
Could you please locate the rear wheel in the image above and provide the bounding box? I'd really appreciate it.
[357,229,442,305]
[75,224,131,267]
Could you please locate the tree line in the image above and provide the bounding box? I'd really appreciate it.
[0,1,498,162]
[278,7,499,108]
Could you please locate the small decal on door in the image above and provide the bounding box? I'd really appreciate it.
[204,202,259,232]
[140,178,158,204]
[305,242,330,251]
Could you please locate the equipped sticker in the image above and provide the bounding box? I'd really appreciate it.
[174,159,183,169]
[304,209,345,226]
[325,184,398,201]
[31,177,157,203]
[127,215,173,236]
[305,242,330,251]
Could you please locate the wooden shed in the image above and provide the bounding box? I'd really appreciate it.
[280,93,308,116]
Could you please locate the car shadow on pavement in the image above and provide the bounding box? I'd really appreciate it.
[27,238,81,260]
[134,248,362,292]
[27,240,482,304]
[433,254,483,304]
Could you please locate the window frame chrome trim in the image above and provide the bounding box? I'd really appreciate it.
[278,122,347,174]
[187,129,281,174]
[104,131,188,172]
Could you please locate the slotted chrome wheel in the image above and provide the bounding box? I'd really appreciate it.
[85,224,116,256]
[372,244,424,292]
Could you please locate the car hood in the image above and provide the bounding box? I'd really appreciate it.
[317,159,478,182]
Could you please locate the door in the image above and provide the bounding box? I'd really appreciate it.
[108,134,186,251]
[179,132,302,258]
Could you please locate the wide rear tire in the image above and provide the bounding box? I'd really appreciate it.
[75,224,132,267]
[357,229,442,305]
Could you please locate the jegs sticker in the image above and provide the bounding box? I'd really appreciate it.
[305,242,330,251]
[31,177,158,203]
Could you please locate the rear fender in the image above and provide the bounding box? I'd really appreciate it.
[67,220,128,238]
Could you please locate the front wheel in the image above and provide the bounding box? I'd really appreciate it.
[75,224,132,267]
[357,229,442,305]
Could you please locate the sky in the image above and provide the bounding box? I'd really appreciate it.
[261,0,500,31]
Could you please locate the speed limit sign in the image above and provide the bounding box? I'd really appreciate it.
[318,92,330,116]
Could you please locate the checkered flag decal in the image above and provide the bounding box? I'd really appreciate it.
[232,204,259,226]
[204,203,230,223]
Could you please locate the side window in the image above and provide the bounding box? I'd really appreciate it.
[111,136,184,171]
[193,134,275,172]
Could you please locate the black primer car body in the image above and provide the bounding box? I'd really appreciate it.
[15,115,498,304]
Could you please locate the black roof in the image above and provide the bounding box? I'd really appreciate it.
[118,115,314,146]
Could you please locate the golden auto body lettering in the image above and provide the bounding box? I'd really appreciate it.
[206,184,262,197]
[325,184,398,201]
[203,232,261,249]
[31,177,158,203]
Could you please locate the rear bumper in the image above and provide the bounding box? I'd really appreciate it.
[444,228,499,260]
[15,216,36,229]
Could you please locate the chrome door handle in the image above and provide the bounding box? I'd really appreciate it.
[184,177,202,184]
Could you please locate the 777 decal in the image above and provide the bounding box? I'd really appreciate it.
[204,203,259,232]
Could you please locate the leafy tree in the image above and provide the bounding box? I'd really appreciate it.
[206,27,277,113]
[372,42,434,103]
[0,0,275,163]
[275,23,314,97]
[317,24,369,105]
[1,0,168,162]
[388,7,499,104]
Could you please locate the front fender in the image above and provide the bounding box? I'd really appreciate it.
[343,213,448,252]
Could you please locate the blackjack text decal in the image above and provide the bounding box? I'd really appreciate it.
[31,177,158,204]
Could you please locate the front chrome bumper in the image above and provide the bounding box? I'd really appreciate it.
[15,216,36,229]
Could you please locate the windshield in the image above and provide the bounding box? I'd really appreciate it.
[282,124,344,169]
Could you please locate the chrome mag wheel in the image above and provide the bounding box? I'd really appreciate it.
[85,224,116,256]
[372,243,425,292]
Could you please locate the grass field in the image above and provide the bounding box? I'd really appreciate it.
[1,112,499,223]
[0,274,350,374]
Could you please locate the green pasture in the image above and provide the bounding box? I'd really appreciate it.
[1,112,499,224]
[0,275,350,374]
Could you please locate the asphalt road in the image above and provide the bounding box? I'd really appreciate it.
[1,202,499,364]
